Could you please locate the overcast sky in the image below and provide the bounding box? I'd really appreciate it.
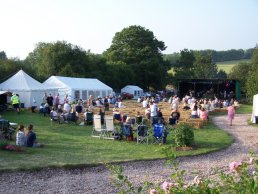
[0,0,258,59]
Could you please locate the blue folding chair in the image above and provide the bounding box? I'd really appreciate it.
[153,123,167,144]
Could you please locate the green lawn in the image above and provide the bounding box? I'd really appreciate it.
[216,59,251,74]
[0,111,232,171]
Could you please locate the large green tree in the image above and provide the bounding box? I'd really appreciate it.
[104,25,168,90]
[25,41,91,81]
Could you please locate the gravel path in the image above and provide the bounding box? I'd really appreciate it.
[0,114,258,194]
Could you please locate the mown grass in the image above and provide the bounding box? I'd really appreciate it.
[216,59,251,74]
[0,111,232,171]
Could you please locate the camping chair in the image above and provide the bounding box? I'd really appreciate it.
[91,115,104,138]
[153,123,167,144]
[152,116,163,125]
[136,125,149,144]
[102,115,118,140]
[67,112,79,124]
[121,123,133,141]
[84,112,93,125]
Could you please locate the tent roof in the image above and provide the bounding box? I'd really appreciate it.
[0,91,12,95]
[0,70,46,91]
[122,85,143,91]
[43,76,113,90]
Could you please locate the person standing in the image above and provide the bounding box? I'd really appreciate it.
[227,103,235,126]
[11,93,20,113]
[150,101,158,125]
[54,93,60,109]
[46,94,54,110]
[42,92,48,104]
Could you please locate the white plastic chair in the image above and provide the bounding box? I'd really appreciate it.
[91,115,104,138]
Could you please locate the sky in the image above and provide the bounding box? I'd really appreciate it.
[0,0,258,59]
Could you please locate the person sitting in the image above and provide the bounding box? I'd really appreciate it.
[63,101,71,113]
[199,107,208,120]
[104,96,109,111]
[123,117,134,141]
[84,109,93,125]
[182,102,191,110]
[191,105,199,118]
[95,97,103,107]
[26,124,43,147]
[117,99,123,108]
[113,108,122,122]
[157,108,164,123]
[43,103,51,116]
[169,108,180,125]
[75,102,83,113]
[16,125,26,146]
[39,103,45,113]
[50,107,59,121]
[57,104,63,114]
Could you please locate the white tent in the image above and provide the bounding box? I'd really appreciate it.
[251,94,258,123]
[0,70,47,108]
[43,76,113,102]
[121,85,143,99]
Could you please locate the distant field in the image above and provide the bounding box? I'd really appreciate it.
[216,59,251,74]
[168,59,251,75]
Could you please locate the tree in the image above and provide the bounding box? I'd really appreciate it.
[104,25,168,90]
[217,70,227,79]
[173,49,195,79]
[193,52,218,79]
[228,62,252,92]
[25,41,90,81]
[0,51,7,60]
[246,47,258,98]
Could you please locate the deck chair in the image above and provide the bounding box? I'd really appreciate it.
[91,115,104,138]
[137,125,149,144]
[102,115,117,140]
[84,112,93,125]
[153,123,167,144]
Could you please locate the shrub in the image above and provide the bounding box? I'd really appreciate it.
[172,123,194,147]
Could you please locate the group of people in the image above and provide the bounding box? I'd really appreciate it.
[16,124,43,147]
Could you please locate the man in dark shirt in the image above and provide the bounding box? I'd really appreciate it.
[26,124,36,147]
[46,94,54,108]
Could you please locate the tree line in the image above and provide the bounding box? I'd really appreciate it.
[164,48,255,64]
[0,25,257,98]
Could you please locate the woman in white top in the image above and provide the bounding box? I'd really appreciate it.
[16,125,26,146]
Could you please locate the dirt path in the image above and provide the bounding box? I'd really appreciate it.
[0,114,258,194]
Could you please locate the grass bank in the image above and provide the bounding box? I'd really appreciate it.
[0,111,232,171]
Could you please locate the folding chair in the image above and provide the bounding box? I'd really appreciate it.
[102,115,118,140]
[84,112,93,125]
[152,116,162,125]
[121,123,133,141]
[91,115,104,138]
[137,125,149,144]
[153,123,167,144]
[136,116,143,126]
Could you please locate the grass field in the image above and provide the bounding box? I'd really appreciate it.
[216,59,251,74]
[0,111,233,171]
[168,59,251,75]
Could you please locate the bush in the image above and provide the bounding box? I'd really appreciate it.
[172,123,194,147]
